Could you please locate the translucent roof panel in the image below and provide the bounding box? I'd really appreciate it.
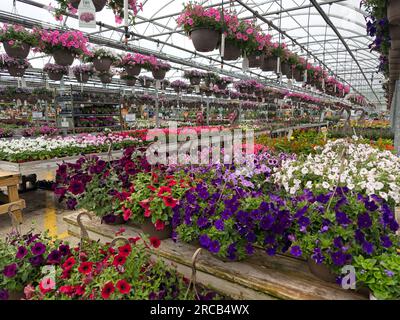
[0,0,385,108]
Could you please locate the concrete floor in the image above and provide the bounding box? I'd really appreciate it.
[0,188,77,244]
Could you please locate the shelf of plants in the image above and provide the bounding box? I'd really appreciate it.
[0,0,398,305]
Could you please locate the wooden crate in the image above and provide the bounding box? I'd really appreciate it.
[0,171,26,223]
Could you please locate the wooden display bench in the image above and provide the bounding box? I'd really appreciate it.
[64,211,365,300]
[0,150,124,192]
[0,171,25,223]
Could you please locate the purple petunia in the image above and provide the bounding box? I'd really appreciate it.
[245,243,254,255]
[0,289,9,300]
[335,211,351,226]
[199,234,211,248]
[47,250,62,264]
[66,198,77,210]
[380,235,392,248]
[29,254,44,267]
[3,263,17,278]
[58,244,70,256]
[362,241,374,255]
[197,216,209,228]
[16,246,28,259]
[290,246,302,257]
[357,212,372,229]
[31,242,46,256]
[214,219,224,231]
[312,247,325,264]
[209,240,220,253]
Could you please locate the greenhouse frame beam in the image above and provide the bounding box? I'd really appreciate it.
[309,0,381,105]
[1,9,340,102]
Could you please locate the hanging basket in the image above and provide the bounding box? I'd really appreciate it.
[189,76,201,85]
[248,52,265,68]
[281,62,291,76]
[7,65,26,77]
[48,71,64,81]
[190,28,220,52]
[126,79,137,86]
[2,42,31,59]
[261,56,278,72]
[125,64,141,77]
[152,68,167,80]
[75,72,90,83]
[220,40,241,61]
[53,49,75,66]
[99,74,113,84]
[307,259,337,283]
[388,0,400,25]
[293,69,303,82]
[93,58,113,72]
[70,0,107,12]
[140,218,172,240]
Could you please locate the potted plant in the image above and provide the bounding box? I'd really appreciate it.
[183,69,205,85]
[43,63,69,81]
[354,253,400,300]
[1,54,31,77]
[72,64,94,83]
[215,76,233,90]
[0,24,38,59]
[138,75,154,88]
[176,3,222,52]
[150,60,171,81]
[107,0,143,25]
[117,53,146,77]
[120,72,137,86]
[35,29,91,66]
[170,80,189,93]
[97,70,114,84]
[262,42,285,73]
[85,48,118,72]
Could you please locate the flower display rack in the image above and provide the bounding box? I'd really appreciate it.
[56,86,123,134]
[0,171,25,222]
[64,210,366,300]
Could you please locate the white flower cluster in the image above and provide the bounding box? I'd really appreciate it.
[274,139,400,204]
[0,134,137,157]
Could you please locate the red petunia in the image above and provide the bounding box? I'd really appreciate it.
[167,180,177,187]
[118,243,132,257]
[112,254,127,266]
[62,256,76,270]
[154,219,165,231]
[78,261,93,275]
[147,185,157,192]
[59,285,74,296]
[157,186,172,197]
[163,196,178,208]
[101,281,115,299]
[144,208,151,217]
[75,285,85,296]
[149,236,161,248]
[39,278,55,294]
[128,237,141,244]
[122,207,132,221]
[139,199,150,209]
[116,279,131,295]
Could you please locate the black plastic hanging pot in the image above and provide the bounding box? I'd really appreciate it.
[190,28,220,52]
[53,48,75,66]
[2,42,30,59]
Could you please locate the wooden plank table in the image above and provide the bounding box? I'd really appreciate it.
[0,150,125,177]
[0,171,25,223]
[64,211,365,300]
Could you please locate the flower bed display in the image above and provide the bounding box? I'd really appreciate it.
[0,133,141,163]
[0,229,220,300]
[52,136,400,299]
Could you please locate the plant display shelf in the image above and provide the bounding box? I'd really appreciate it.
[0,171,25,223]
[0,150,124,191]
[64,211,365,300]
[56,87,123,134]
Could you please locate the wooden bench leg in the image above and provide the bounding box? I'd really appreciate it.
[7,185,23,223]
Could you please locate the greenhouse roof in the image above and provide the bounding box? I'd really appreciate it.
[0,0,385,109]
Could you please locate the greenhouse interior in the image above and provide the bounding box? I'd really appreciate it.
[0,0,399,304]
